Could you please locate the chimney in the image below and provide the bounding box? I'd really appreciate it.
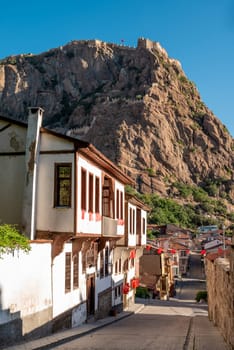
[22,107,44,239]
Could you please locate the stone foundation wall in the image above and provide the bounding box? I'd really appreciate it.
[97,288,112,319]
[205,237,234,349]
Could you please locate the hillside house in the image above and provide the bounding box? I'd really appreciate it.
[0,108,147,346]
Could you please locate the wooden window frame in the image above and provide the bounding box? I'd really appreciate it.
[120,191,123,220]
[119,258,122,273]
[95,176,100,214]
[116,189,120,219]
[81,168,87,211]
[142,217,146,235]
[102,176,114,218]
[54,163,72,207]
[65,252,71,293]
[73,253,79,289]
[104,246,109,276]
[100,250,104,279]
[89,173,94,214]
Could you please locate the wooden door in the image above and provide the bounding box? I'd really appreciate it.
[86,274,95,316]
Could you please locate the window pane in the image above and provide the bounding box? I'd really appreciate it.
[73,253,79,289]
[81,168,87,210]
[55,164,72,207]
[65,253,71,293]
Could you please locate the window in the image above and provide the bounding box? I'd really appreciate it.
[116,190,124,220]
[86,242,98,268]
[95,176,100,214]
[102,176,114,218]
[117,189,120,219]
[104,246,109,276]
[133,209,135,234]
[65,253,71,293]
[82,250,86,273]
[115,285,122,299]
[129,208,132,234]
[119,258,122,273]
[115,259,122,274]
[142,217,146,235]
[120,191,123,219]
[123,259,128,272]
[89,173,94,214]
[100,250,104,278]
[81,168,87,210]
[129,207,135,234]
[54,164,72,207]
[115,261,118,275]
[73,253,79,289]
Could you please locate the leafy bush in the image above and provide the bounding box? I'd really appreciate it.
[195,290,207,302]
[135,286,150,298]
[173,182,193,199]
[192,187,208,202]
[0,224,31,256]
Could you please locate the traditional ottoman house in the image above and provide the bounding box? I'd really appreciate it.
[0,107,135,345]
[112,194,148,311]
[139,243,174,300]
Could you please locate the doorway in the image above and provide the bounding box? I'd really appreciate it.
[86,274,95,316]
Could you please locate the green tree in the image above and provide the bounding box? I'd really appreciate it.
[0,224,31,257]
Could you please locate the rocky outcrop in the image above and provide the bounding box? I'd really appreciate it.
[0,38,233,198]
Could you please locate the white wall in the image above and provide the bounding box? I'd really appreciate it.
[36,153,74,232]
[0,243,52,324]
[0,122,26,226]
[0,156,25,225]
[0,122,26,153]
[52,243,86,318]
[40,133,74,152]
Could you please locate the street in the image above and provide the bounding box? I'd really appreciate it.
[4,252,228,350]
[52,252,227,350]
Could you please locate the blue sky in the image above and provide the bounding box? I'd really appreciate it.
[1,0,234,137]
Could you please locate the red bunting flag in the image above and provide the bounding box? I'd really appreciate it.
[129,250,136,259]
[186,249,190,255]
[201,249,206,255]
[170,249,176,254]
[146,245,151,251]
[157,248,163,254]
[131,278,139,289]
[123,283,130,294]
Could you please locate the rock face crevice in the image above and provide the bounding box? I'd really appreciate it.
[0,38,233,197]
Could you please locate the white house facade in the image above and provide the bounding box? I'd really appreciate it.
[0,107,147,347]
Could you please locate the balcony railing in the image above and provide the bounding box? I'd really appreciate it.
[102,216,118,237]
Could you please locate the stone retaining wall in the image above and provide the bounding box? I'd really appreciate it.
[205,236,234,349]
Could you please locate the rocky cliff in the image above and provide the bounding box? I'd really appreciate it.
[0,38,233,200]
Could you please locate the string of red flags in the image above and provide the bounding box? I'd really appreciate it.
[145,245,191,255]
[200,249,206,255]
